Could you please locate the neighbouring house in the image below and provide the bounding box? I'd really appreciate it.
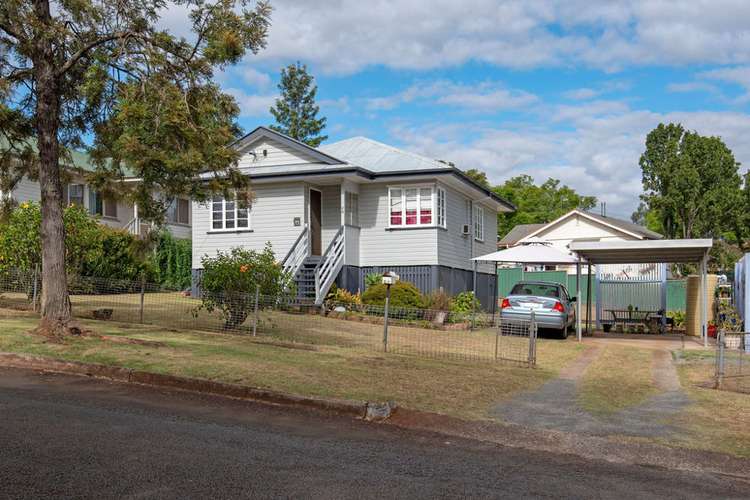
[191,126,515,308]
[498,209,662,273]
[0,146,192,239]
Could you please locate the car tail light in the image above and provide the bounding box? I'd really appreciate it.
[552,301,565,313]
[501,298,511,309]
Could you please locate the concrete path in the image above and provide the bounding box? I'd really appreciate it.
[491,343,691,438]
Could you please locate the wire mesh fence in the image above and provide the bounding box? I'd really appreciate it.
[715,331,750,394]
[0,269,538,365]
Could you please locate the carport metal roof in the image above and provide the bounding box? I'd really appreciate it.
[569,239,713,264]
[567,238,713,346]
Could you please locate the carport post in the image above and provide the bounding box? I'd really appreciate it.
[700,254,708,348]
[576,257,582,342]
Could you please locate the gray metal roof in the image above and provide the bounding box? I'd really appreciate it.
[581,211,663,240]
[320,137,454,173]
[498,223,546,247]
[570,239,712,264]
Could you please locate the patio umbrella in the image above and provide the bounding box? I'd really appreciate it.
[472,239,581,264]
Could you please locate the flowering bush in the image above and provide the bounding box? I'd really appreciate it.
[198,243,294,329]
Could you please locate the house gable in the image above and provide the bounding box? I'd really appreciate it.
[528,213,641,244]
[233,126,345,168]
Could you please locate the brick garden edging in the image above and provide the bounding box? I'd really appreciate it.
[0,352,396,421]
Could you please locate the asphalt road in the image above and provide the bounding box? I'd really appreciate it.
[0,367,746,499]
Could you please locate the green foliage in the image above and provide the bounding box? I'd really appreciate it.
[151,232,192,289]
[494,175,597,238]
[639,123,742,240]
[364,272,382,289]
[0,202,148,281]
[463,168,490,189]
[83,227,152,282]
[667,310,686,328]
[198,244,294,329]
[450,291,481,315]
[361,281,426,309]
[269,62,327,147]
[324,285,362,310]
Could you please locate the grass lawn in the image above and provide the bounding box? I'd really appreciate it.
[668,350,750,458]
[578,346,660,416]
[0,308,584,421]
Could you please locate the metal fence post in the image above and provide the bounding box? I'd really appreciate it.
[252,284,260,337]
[139,275,145,323]
[383,284,391,352]
[528,310,537,367]
[494,321,500,361]
[716,331,725,389]
[31,264,39,312]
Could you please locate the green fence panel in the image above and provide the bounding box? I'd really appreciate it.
[497,267,524,298]
[497,268,595,302]
[666,279,687,311]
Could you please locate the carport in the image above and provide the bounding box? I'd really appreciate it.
[569,239,714,346]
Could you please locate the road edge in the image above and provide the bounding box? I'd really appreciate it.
[0,352,395,421]
[1,351,747,480]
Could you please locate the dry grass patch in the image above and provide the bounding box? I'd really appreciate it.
[668,352,750,458]
[0,312,584,421]
[578,345,660,416]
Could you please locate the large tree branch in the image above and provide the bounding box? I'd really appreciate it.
[0,21,23,41]
[56,31,134,78]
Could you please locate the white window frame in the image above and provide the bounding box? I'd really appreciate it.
[387,184,445,229]
[211,195,250,231]
[436,187,446,228]
[474,204,484,241]
[344,191,359,227]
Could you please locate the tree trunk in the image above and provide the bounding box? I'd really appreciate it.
[32,0,73,336]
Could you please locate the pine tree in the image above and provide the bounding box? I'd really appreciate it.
[269,62,327,147]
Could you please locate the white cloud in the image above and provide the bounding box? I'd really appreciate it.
[245,0,750,74]
[395,105,750,218]
[242,68,273,89]
[225,88,275,117]
[365,80,537,112]
[667,82,721,94]
[563,88,600,100]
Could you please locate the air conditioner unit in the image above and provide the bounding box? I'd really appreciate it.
[461,224,471,235]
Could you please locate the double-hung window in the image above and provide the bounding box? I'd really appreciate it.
[388,185,446,228]
[474,204,484,241]
[211,195,249,230]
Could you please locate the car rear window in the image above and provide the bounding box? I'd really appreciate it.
[510,283,561,298]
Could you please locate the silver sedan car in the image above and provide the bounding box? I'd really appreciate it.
[500,281,576,339]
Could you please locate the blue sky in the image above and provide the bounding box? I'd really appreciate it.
[164,0,750,218]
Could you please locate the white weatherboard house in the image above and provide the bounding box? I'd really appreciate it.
[497,209,662,273]
[191,127,515,308]
[1,145,192,239]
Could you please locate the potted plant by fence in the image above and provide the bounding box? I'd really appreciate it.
[197,244,295,330]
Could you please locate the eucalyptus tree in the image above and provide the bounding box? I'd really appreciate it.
[0,0,271,337]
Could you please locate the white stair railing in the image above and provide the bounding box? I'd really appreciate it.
[282,225,309,278]
[124,217,141,236]
[314,226,345,305]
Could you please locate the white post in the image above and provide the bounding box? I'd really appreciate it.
[576,257,582,342]
[701,254,708,348]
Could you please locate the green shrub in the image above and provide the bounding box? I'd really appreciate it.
[361,280,425,309]
[198,243,294,329]
[450,291,481,314]
[364,272,382,289]
[324,285,362,310]
[150,231,192,289]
